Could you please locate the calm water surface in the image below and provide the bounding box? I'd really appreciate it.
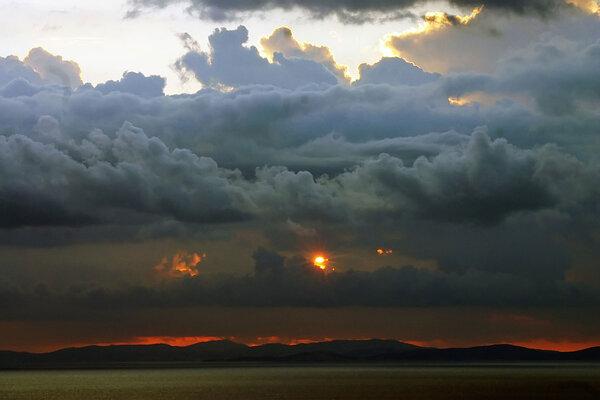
[1,365,599,399]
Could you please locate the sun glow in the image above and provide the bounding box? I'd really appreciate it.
[448,96,471,106]
[155,251,206,278]
[567,0,599,14]
[313,255,334,271]
[314,256,327,269]
[377,248,393,255]
[380,6,483,58]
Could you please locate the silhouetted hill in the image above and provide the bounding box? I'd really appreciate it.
[246,339,419,360]
[376,344,559,362]
[564,346,600,360]
[1,340,599,369]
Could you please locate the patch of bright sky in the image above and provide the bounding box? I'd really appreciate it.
[1,0,462,94]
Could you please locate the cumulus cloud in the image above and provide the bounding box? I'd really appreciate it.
[1,120,596,237]
[260,27,350,83]
[128,0,572,23]
[355,57,440,86]
[155,251,206,277]
[23,47,83,88]
[1,47,82,91]
[440,39,600,114]
[95,71,165,97]
[384,5,600,73]
[0,55,44,87]
[0,121,249,228]
[175,26,338,89]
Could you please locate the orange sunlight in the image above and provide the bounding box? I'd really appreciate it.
[155,251,206,278]
[313,255,333,270]
[380,6,483,57]
[377,248,393,255]
[567,0,600,14]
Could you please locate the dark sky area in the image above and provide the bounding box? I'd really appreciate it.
[1,0,599,352]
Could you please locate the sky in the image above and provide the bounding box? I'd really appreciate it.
[0,0,599,353]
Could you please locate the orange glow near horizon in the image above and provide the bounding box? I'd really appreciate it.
[506,339,600,352]
[9,336,600,354]
[404,339,600,352]
[118,336,228,347]
[246,336,337,347]
[23,336,230,353]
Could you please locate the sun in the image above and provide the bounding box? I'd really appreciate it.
[313,256,328,270]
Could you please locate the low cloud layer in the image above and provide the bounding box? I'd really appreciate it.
[1,120,596,235]
[3,247,597,328]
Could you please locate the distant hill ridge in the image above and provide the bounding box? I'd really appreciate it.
[1,339,599,368]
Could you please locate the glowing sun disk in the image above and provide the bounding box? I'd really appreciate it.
[314,255,328,270]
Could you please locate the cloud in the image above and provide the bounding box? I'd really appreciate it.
[1,47,82,91]
[0,27,598,238]
[0,121,250,228]
[23,47,83,88]
[155,251,206,277]
[1,10,600,326]
[0,55,44,87]
[95,71,165,97]
[1,117,595,243]
[175,26,338,89]
[384,5,600,73]
[355,57,440,86]
[2,247,597,323]
[440,39,600,114]
[128,0,571,23]
[260,27,350,83]
[0,77,42,98]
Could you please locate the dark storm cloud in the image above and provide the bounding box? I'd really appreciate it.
[2,247,598,323]
[2,6,600,354]
[1,120,595,231]
[128,0,566,23]
[1,11,600,323]
[175,26,338,89]
[0,35,598,236]
[0,121,249,228]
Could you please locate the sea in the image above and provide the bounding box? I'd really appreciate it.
[1,364,599,399]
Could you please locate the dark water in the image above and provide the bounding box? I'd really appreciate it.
[1,364,599,399]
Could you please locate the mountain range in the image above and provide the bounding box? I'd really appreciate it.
[2,340,599,369]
